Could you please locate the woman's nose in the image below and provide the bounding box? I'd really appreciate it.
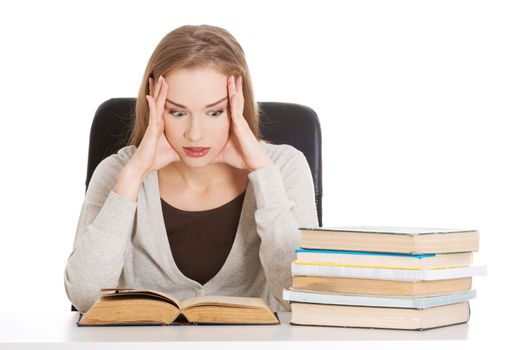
[184,117,203,142]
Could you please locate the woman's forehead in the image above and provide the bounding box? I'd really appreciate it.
[163,67,228,109]
[166,66,226,83]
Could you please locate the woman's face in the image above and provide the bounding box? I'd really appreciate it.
[162,66,230,167]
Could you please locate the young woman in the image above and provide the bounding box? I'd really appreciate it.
[64,24,318,313]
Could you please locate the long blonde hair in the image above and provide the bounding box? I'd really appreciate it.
[127,24,260,146]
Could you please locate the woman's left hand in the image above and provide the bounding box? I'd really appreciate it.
[213,74,273,172]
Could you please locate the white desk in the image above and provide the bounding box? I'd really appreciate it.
[0,311,489,350]
[0,311,471,341]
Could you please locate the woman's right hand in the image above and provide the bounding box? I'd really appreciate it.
[128,75,181,176]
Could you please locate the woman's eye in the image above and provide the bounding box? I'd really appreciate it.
[168,109,224,118]
[169,110,186,118]
[209,109,225,118]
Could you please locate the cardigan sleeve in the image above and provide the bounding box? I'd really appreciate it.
[248,148,319,311]
[63,153,137,313]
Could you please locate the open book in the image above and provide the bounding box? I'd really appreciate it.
[77,288,280,326]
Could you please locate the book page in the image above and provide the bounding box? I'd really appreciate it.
[180,295,268,310]
[101,288,181,308]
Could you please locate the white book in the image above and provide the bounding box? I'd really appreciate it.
[283,289,477,309]
[292,261,487,281]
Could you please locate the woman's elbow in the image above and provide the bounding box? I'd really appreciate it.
[63,270,99,313]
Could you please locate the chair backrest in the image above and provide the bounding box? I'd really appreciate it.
[86,98,322,225]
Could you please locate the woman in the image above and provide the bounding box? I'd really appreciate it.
[64,24,318,313]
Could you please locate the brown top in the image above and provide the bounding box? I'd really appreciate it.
[160,191,246,286]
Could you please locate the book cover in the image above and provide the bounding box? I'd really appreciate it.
[289,302,471,331]
[298,226,480,254]
[298,226,478,236]
[283,289,477,308]
[76,312,281,327]
[296,249,437,258]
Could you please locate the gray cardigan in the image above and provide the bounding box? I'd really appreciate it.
[64,140,319,313]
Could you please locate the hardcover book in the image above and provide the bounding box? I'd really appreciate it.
[292,275,472,296]
[298,226,479,254]
[77,288,280,326]
[289,302,471,330]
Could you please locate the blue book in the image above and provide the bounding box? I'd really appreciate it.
[294,249,473,269]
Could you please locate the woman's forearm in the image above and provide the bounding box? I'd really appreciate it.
[113,162,147,202]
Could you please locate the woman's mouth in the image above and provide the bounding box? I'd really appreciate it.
[183,147,211,158]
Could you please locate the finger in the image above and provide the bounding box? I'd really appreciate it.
[153,75,164,100]
[148,77,154,96]
[229,75,245,121]
[235,75,242,97]
[156,78,169,122]
[228,75,237,97]
[146,95,157,124]
[146,95,161,137]
[235,75,244,116]
[227,75,238,117]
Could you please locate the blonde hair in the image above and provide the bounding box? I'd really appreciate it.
[127,24,260,146]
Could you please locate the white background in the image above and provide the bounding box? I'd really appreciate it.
[0,0,522,345]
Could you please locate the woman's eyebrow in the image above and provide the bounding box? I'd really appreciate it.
[165,97,228,108]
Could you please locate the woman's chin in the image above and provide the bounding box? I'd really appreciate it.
[180,155,212,168]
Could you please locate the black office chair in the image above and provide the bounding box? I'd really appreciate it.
[71,98,323,311]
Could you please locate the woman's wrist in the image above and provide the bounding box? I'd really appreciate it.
[113,163,148,202]
[249,159,274,172]
[125,159,149,179]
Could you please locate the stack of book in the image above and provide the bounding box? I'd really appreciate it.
[283,226,486,330]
